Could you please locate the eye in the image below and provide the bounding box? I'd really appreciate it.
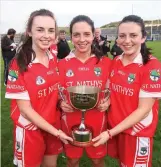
[49,29,55,33]
[84,33,91,37]
[118,34,125,39]
[131,34,137,38]
[73,33,79,37]
[37,29,43,32]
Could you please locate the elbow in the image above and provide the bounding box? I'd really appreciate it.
[18,107,29,119]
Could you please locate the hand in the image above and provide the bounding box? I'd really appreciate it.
[97,98,110,112]
[99,41,104,46]
[60,100,74,112]
[58,129,73,144]
[92,131,110,147]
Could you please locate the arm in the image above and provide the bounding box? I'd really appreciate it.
[17,99,73,143]
[93,97,155,146]
[1,37,13,51]
[110,97,155,136]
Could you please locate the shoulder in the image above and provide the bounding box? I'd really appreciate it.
[144,55,161,70]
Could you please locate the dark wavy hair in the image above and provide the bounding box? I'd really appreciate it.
[118,15,151,64]
[69,15,103,62]
[15,9,58,72]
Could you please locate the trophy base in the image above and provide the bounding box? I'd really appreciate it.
[70,140,93,147]
[71,125,93,147]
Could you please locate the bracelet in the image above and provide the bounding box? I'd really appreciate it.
[56,129,61,139]
[107,129,112,139]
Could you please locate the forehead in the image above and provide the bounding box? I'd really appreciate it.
[95,28,101,33]
[118,22,142,34]
[32,16,55,28]
[72,22,92,33]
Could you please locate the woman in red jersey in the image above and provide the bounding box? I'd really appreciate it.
[58,15,111,167]
[5,9,72,167]
[93,15,161,167]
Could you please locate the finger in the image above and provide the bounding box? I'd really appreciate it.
[92,135,101,142]
[93,139,104,147]
[61,138,68,144]
[65,136,73,142]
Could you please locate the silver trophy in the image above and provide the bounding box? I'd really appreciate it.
[59,85,110,147]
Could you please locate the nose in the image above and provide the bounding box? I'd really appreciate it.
[44,30,50,38]
[124,36,131,43]
[80,35,85,42]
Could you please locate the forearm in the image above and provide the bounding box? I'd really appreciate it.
[110,107,151,137]
[2,45,12,51]
[20,107,59,136]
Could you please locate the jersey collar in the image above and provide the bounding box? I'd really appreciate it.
[117,52,143,64]
[31,50,53,64]
[65,49,95,60]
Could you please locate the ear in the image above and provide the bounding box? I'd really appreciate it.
[27,31,32,37]
[141,36,146,44]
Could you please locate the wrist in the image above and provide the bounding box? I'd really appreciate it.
[56,129,61,138]
[107,129,112,139]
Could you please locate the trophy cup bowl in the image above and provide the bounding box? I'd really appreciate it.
[67,86,101,147]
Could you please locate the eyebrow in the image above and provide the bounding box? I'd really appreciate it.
[36,27,55,29]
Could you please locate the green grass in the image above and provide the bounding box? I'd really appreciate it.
[1,41,161,167]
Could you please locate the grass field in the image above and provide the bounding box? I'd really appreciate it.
[1,41,161,167]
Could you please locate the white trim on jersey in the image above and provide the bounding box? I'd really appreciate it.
[5,91,30,100]
[18,115,37,130]
[133,137,150,167]
[131,110,153,136]
[14,126,25,167]
[139,89,161,99]
[117,53,143,64]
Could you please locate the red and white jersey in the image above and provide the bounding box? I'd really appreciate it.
[50,44,58,56]
[58,53,111,91]
[5,50,60,129]
[108,53,161,137]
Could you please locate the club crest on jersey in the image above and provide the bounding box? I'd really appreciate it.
[140,147,147,155]
[128,73,135,84]
[66,69,74,77]
[94,67,101,76]
[36,76,46,85]
[150,69,160,82]
[8,70,18,82]
[16,141,20,150]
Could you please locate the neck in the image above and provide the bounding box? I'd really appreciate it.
[75,50,91,63]
[34,47,48,60]
[122,51,140,65]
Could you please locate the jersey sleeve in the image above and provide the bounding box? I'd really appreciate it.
[5,59,30,100]
[139,59,161,99]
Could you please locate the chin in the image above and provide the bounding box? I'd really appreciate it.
[124,50,135,56]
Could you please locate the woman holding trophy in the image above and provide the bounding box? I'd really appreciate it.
[93,15,161,167]
[5,9,73,167]
[58,15,111,167]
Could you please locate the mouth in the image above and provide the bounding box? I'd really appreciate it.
[123,45,133,49]
[78,44,87,49]
[40,40,50,45]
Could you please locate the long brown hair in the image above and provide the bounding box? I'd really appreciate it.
[15,9,58,72]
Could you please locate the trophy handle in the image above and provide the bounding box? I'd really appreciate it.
[58,85,66,101]
[101,88,110,100]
